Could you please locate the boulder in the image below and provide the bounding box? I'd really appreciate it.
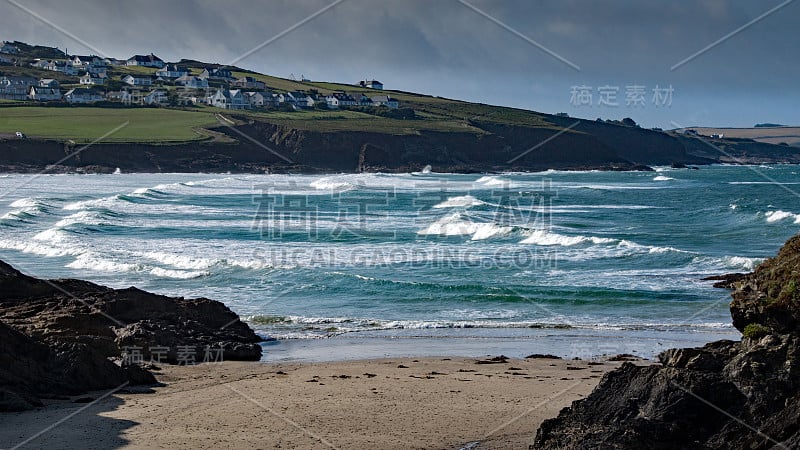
[534,234,800,449]
[0,260,262,408]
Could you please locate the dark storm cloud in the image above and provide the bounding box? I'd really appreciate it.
[2,0,798,127]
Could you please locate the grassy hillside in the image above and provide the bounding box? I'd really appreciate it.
[0,107,217,143]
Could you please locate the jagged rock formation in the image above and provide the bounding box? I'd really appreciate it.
[0,260,262,411]
[534,235,800,449]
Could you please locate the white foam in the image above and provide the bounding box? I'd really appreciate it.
[9,198,41,208]
[66,254,141,273]
[309,178,353,191]
[723,256,761,271]
[653,175,674,181]
[149,267,208,279]
[433,195,485,208]
[765,210,800,223]
[417,213,511,240]
[520,230,615,246]
[143,252,216,270]
[54,211,108,228]
[475,176,509,187]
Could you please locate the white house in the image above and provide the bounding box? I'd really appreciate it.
[143,90,168,105]
[174,74,208,89]
[0,76,36,88]
[30,59,50,69]
[232,76,266,90]
[198,67,233,80]
[359,79,383,89]
[64,88,104,103]
[28,86,61,101]
[243,91,267,108]
[44,60,76,75]
[0,76,35,100]
[38,79,60,88]
[325,92,356,108]
[155,64,188,79]
[287,91,314,108]
[71,55,105,68]
[370,95,399,109]
[122,74,153,86]
[207,89,248,109]
[126,53,165,68]
[80,72,106,85]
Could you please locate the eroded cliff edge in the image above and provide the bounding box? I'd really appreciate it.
[2,115,795,174]
[534,235,800,449]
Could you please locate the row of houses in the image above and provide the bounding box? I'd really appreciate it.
[206,89,399,110]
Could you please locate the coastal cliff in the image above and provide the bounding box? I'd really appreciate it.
[534,234,800,449]
[0,260,262,411]
[1,113,796,174]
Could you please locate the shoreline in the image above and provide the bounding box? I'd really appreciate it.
[0,356,645,449]
[257,327,741,363]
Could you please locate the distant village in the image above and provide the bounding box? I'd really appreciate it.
[0,41,400,110]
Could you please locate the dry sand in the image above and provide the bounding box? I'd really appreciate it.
[0,356,641,449]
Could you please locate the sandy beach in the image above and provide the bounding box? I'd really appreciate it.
[0,356,638,449]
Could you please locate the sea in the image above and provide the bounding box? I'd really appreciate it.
[1,165,799,362]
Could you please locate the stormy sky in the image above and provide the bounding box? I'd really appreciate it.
[2,0,798,128]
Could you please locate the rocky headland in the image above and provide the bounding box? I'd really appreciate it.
[534,234,800,449]
[0,260,262,411]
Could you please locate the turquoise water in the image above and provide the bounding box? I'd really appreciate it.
[1,166,799,360]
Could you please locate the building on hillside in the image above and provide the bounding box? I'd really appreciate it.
[243,91,267,108]
[71,55,105,68]
[64,88,104,103]
[207,88,248,109]
[122,74,153,86]
[0,42,19,54]
[28,86,62,101]
[143,90,168,105]
[126,53,165,68]
[106,90,133,104]
[232,76,266,90]
[80,72,106,85]
[370,95,399,109]
[0,76,37,88]
[30,59,50,69]
[0,54,13,65]
[44,60,76,75]
[174,74,208,89]
[198,67,233,81]
[325,92,357,108]
[38,78,60,88]
[287,91,315,108]
[155,64,188,79]
[359,79,383,89]
[0,76,36,100]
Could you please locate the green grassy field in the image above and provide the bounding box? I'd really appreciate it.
[0,107,218,143]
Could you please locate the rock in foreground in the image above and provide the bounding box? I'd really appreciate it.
[534,235,800,449]
[0,260,262,410]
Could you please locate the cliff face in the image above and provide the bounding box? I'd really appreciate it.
[534,235,800,449]
[0,261,262,411]
[0,115,796,173]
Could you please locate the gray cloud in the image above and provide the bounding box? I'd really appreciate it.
[1,0,798,127]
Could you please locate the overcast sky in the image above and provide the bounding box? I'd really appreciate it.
[2,0,798,128]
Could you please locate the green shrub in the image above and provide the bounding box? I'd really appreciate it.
[742,323,770,339]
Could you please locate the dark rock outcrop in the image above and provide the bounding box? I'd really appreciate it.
[534,235,800,449]
[0,260,262,410]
